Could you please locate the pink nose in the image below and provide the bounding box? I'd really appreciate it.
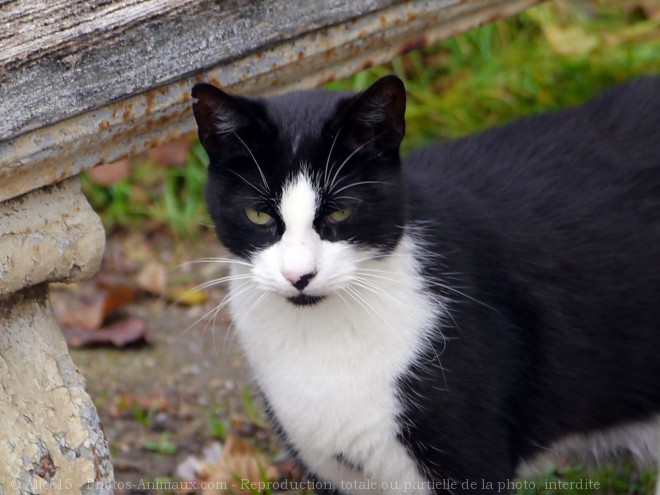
[284,272,316,291]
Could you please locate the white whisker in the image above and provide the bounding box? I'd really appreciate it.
[232,131,270,193]
[326,137,376,193]
[227,168,268,196]
[188,274,253,293]
[341,286,379,328]
[225,290,270,358]
[175,257,252,269]
[357,269,497,314]
[332,180,393,196]
[352,277,404,305]
[176,281,257,344]
[324,127,342,186]
[331,195,364,203]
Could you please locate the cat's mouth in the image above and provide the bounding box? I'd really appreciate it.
[287,293,326,307]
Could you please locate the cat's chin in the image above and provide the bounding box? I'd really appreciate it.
[287,294,326,307]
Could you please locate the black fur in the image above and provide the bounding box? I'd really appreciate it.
[396,76,660,491]
[193,76,660,493]
[192,77,407,260]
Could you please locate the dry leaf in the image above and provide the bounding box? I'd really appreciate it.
[176,442,223,481]
[55,282,135,331]
[176,436,278,495]
[106,392,172,418]
[88,160,131,186]
[55,293,107,330]
[205,435,278,494]
[136,261,208,306]
[543,25,598,56]
[168,287,209,306]
[100,285,136,319]
[54,273,146,348]
[641,0,660,18]
[136,261,168,296]
[63,317,150,348]
[148,138,191,166]
[95,274,137,318]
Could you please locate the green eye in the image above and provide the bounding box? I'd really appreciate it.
[327,209,352,223]
[245,207,273,225]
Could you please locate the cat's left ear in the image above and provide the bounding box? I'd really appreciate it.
[334,75,406,152]
[191,83,266,159]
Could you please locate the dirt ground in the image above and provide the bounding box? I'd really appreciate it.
[56,232,278,494]
[56,231,659,495]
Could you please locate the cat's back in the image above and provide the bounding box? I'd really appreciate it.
[405,76,660,209]
[404,75,660,325]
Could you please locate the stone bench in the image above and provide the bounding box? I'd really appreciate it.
[0,0,538,491]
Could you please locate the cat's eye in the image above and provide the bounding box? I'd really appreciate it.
[327,209,352,223]
[245,207,274,226]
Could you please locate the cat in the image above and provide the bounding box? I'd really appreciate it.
[191,74,660,494]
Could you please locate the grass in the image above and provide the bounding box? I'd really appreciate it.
[143,432,178,456]
[83,1,659,236]
[209,407,230,441]
[326,1,660,152]
[82,140,210,239]
[518,462,658,495]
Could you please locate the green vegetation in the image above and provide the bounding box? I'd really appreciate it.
[143,432,178,456]
[131,401,157,429]
[327,1,660,152]
[82,0,659,237]
[519,462,658,495]
[82,140,210,239]
[209,406,230,441]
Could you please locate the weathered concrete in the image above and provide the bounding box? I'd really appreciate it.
[0,0,542,203]
[0,178,112,494]
[0,178,105,296]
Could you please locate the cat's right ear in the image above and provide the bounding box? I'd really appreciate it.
[191,83,265,158]
[331,75,406,154]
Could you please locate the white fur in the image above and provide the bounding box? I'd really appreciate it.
[212,107,240,135]
[292,131,302,155]
[278,173,320,283]
[229,172,439,493]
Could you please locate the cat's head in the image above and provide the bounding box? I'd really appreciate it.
[192,76,407,306]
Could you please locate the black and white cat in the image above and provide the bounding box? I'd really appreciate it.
[191,75,660,494]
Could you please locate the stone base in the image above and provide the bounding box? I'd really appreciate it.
[0,177,113,494]
[0,286,113,494]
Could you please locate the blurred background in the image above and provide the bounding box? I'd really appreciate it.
[51,1,660,493]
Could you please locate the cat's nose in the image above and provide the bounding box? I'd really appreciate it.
[286,272,316,291]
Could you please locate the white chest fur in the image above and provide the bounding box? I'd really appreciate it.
[229,237,440,493]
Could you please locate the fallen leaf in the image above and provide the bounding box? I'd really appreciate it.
[136,261,168,296]
[100,288,135,320]
[63,317,150,348]
[176,442,223,481]
[88,160,131,186]
[55,282,134,330]
[55,293,106,330]
[168,287,209,306]
[641,0,660,18]
[95,274,136,312]
[175,436,278,495]
[543,25,598,56]
[148,138,191,166]
[139,394,173,413]
[107,392,171,418]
